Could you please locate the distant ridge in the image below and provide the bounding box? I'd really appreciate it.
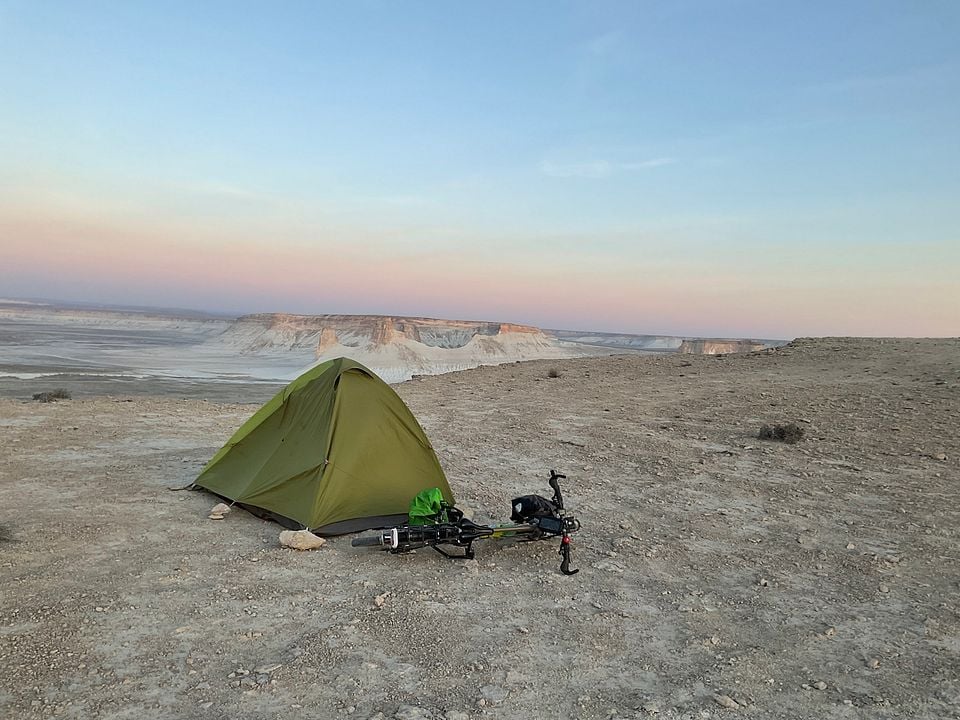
[0,299,791,384]
[211,313,609,382]
[549,328,788,354]
[0,297,231,320]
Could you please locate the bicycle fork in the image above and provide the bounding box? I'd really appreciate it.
[559,532,579,575]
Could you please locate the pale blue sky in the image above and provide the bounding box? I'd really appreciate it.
[1,1,958,336]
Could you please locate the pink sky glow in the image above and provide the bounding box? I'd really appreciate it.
[1,199,957,339]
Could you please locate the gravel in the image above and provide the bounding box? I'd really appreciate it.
[1,337,958,718]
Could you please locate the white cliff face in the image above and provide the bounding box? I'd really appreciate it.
[549,329,786,354]
[211,314,612,382]
[1,305,614,384]
[0,303,786,385]
[676,339,773,355]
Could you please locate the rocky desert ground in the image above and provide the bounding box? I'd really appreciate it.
[1,337,958,719]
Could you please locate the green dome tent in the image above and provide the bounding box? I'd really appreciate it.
[194,357,453,534]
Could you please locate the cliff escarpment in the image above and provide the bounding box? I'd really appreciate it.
[210,313,606,382]
[677,339,771,355]
[219,314,546,353]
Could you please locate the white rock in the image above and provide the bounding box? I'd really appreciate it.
[253,663,282,674]
[713,694,740,709]
[395,706,432,720]
[278,529,326,550]
[480,685,508,705]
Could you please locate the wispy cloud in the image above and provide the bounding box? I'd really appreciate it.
[540,157,676,179]
[184,181,262,200]
[572,30,627,92]
[620,158,677,170]
[583,31,622,57]
[380,194,432,208]
[799,61,957,97]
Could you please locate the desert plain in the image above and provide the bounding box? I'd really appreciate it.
[1,337,958,719]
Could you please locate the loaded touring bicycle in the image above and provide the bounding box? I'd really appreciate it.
[352,471,582,575]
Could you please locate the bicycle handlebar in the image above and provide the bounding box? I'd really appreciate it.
[548,469,566,511]
[549,470,579,574]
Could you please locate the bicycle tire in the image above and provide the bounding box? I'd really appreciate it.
[351,535,385,547]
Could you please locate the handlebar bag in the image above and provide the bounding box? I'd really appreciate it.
[510,494,558,523]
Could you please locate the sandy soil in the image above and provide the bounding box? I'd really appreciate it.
[1,338,958,719]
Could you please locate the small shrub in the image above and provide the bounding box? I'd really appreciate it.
[33,388,72,403]
[0,523,14,544]
[547,368,561,379]
[758,422,805,444]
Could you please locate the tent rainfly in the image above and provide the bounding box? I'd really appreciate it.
[193,357,453,534]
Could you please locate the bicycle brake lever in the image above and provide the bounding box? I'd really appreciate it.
[559,535,579,576]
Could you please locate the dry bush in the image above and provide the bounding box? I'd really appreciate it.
[758,422,805,444]
[0,523,14,544]
[547,368,562,379]
[33,388,72,403]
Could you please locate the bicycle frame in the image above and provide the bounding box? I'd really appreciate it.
[353,471,581,575]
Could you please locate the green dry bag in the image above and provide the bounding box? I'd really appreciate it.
[409,487,449,525]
